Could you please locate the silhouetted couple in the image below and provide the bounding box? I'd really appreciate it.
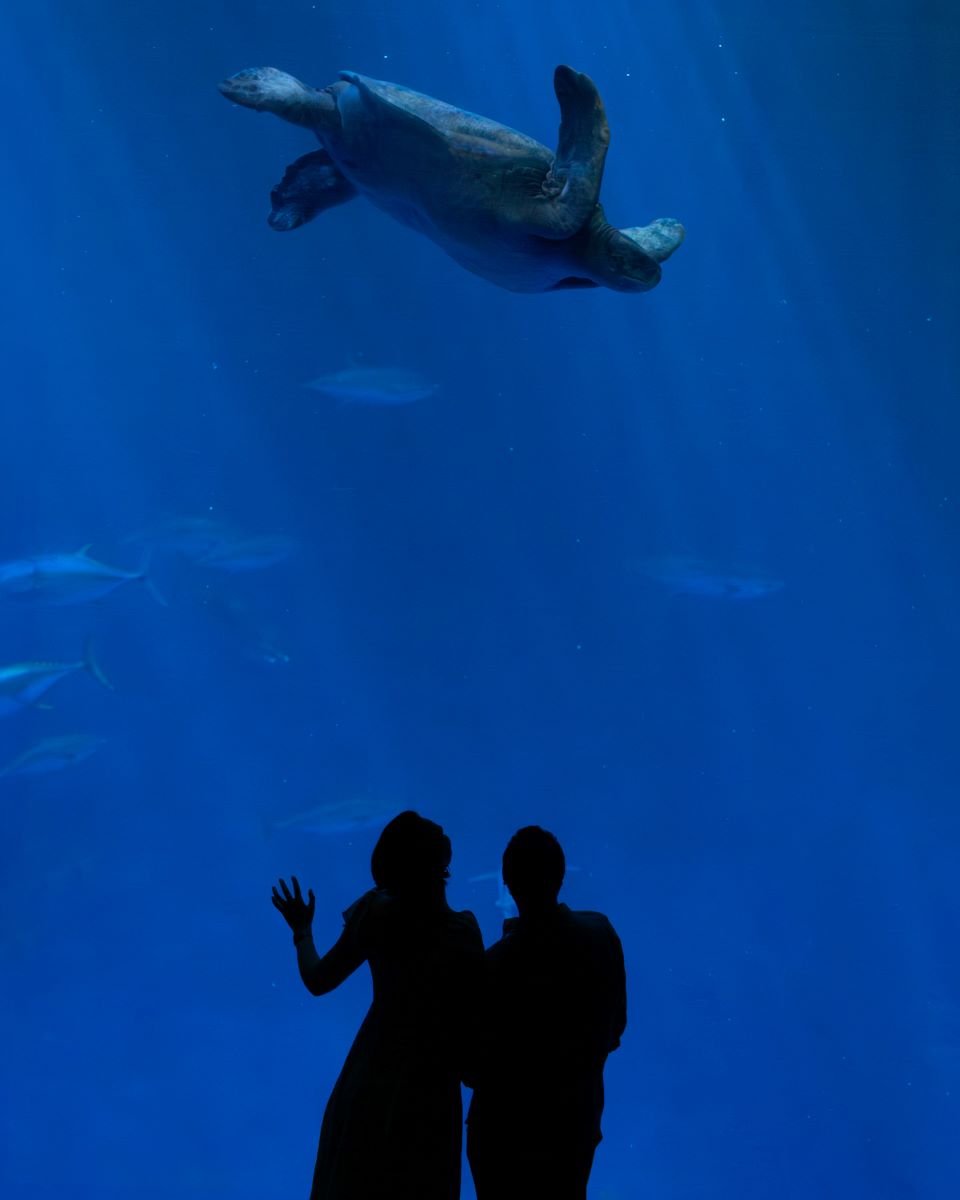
[272,811,626,1199]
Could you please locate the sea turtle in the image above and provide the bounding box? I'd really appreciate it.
[219,65,684,293]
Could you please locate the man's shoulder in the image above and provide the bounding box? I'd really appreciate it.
[564,907,619,938]
[486,907,619,950]
[565,907,612,924]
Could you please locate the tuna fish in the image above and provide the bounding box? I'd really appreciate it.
[198,534,297,572]
[0,636,113,716]
[635,555,785,600]
[0,734,105,777]
[0,546,164,605]
[470,871,519,918]
[304,365,438,406]
[268,794,401,836]
[124,517,234,560]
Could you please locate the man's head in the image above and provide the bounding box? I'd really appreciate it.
[502,825,565,910]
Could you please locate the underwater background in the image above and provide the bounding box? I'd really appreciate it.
[3,1,958,1196]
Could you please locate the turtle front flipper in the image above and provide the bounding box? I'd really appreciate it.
[518,66,611,240]
[269,150,357,230]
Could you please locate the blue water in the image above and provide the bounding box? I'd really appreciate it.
[3,2,958,1196]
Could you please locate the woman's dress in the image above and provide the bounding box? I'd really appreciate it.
[309,889,483,1199]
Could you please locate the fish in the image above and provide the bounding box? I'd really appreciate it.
[124,516,235,561]
[635,555,784,600]
[193,585,292,665]
[198,534,297,572]
[126,519,296,572]
[268,794,401,837]
[0,635,113,716]
[470,871,519,918]
[0,734,105,777]
[0,546,165,605]
[471,864,583,917]
[303,365,439,406]
[254,645,291,666]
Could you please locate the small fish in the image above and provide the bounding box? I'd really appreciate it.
[304,365,439,406]
[0,734,105,777]
[636,555,784,600]
[198,534,297,572]
[268,794,401,837]
[469,871,519,918]
[0,546,164,606]
[471,864,582,917]
[250,640,292,667]
[0,635,113,717]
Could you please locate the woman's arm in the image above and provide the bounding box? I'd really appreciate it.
[293,924,366,996]
[272,876,367,996]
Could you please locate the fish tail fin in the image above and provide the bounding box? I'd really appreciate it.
[137,548,168,606]
[82,635,114,691]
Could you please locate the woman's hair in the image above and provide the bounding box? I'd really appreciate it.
[371,810,451,896]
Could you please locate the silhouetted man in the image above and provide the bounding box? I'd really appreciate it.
[466,826,626,1200]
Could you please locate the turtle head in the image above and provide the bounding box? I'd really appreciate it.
[219,68,309,114]
[218,67,338,132]
[578,211,685,293]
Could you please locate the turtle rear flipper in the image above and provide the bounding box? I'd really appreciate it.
[514,65,611,240]
[575,208,662,292]
[269,149,356,231]
[620,218,686,263]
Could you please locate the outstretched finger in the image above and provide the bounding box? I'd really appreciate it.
[278,878,293,900]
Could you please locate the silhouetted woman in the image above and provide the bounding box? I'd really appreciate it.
[272,811,483,1200]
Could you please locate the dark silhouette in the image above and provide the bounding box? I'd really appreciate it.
[273,811,484,1200]
[466,826,627,1200]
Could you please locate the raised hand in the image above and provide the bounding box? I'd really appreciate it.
[272,875,316,937]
